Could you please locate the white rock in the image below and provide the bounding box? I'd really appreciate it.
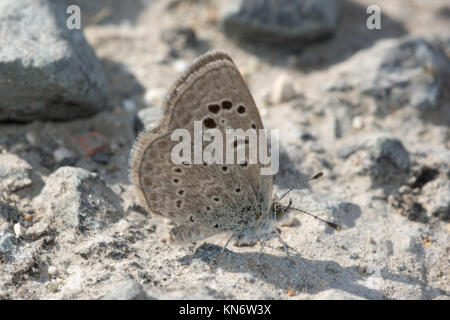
[269,74,298,104]
[144,88,166,107]
[352,116,364,130]
[48,266,59,278]
[53,147,75,162]
[13,223,26,238]
[173,59,188,73]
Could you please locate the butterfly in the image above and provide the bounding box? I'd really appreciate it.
[129,51,340,259]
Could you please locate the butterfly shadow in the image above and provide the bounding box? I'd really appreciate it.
[180,243,446,299]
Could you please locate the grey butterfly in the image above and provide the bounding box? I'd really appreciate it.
[129,51,339,258]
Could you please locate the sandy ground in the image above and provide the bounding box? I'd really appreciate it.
[0,0,449,299]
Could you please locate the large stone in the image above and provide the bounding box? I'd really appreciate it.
[220,0,338,44]
[33,167,124,233]
[0,0,109,122]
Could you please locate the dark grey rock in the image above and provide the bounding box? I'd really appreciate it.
[220,0,338,44]
[0,202,20,223]
[409,166,439,189]
[406,201,426,222]
[33,167,124,233]
[362,37,450,112]
[59,157,79,167]
[388,192,428,223]
[0,224,17,258]
[92,151,110,165]
[0,0,109,122]
[102,280,155,300]
[349,253,359,260]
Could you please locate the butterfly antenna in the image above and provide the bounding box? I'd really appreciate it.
[278,172,323,201]
[290,207,341,231]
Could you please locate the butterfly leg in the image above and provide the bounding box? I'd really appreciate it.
[210,234,234,269]
[276,234,290,258]
[257,236,269,265]
[219,234,234,258]
[276,234,297,266]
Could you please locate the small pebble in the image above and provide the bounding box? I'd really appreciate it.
[174,59,188,72]
[308,144,325,154]
[352,116,364,130]
[300,132,316,141]
[53,147,75,163]
[144,88,166,107]
[287,288,295,297]
[398,185,412,194]
[268,74,298,104]
[70,131,109,157]
[25,132,38,146]
[350,252,359,260]
[60,157,78,167]
[92,151,110,165]
[13,223,26,238]
[48,266,58,278]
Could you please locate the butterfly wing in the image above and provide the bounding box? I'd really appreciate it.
[130,51,273,235]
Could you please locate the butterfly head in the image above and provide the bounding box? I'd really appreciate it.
[271,199,292,223]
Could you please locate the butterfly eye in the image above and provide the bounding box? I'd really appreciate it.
[276,208,285,221]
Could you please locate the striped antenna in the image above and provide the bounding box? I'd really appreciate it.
[278,172,324,201]
[290,207,341,231]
